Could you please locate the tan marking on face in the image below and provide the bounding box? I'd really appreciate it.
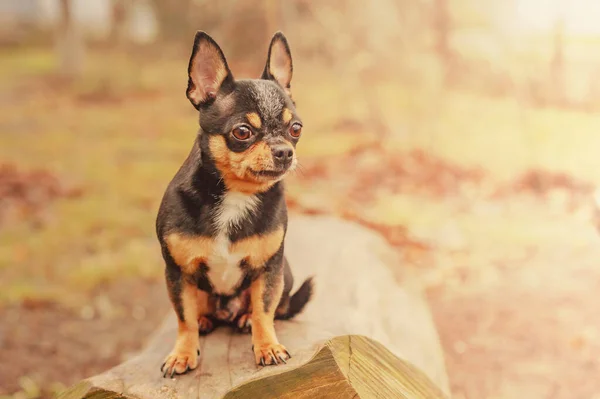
[282,108,293,124]
[244,141,274,173]
[230,226,285,269]
[165,233,214,275]
[208,134,229,164]
[208,135,282,194]
[246,112,262,129]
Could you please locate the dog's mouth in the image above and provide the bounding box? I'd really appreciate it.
[249,168,287,179]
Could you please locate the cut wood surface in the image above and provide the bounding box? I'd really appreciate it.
[58,215,450,398]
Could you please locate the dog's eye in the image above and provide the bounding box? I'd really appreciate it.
[232,126,253,141]
[289,123,302,138]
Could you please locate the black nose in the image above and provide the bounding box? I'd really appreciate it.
[271,145,294,165]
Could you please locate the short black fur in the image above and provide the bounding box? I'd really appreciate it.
[157,33,312,376]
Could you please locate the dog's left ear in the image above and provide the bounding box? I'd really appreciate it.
[261,32,293,97]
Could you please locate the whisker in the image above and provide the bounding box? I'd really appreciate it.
[294,162,308,177]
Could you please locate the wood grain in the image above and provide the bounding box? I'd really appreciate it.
[224,335,449,399]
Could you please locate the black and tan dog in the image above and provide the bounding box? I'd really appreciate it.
[156,31,313,377]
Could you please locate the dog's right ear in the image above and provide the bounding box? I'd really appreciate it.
[186,31,234,109]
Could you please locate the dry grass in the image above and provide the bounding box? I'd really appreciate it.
[2,44,600,306]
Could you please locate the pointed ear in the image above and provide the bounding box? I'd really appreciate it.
[261,32,293,97]
[186,31,233,109]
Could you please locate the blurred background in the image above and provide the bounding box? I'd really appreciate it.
[1,0,600,398]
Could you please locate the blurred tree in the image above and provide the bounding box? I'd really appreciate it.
[550,17,566,106]
[56,0,84,78]
[434,0,451,62]
[433,0,454,85]
[150,0,193,41]
[109,0,129,47]
[290,0,425,139]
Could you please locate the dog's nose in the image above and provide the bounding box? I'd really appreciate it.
[271,145,294,166]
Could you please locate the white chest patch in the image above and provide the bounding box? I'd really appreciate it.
[207,192,259,295]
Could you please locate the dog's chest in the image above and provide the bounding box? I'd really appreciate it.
[206,192,258,295]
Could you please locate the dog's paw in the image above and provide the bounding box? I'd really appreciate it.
[236,313,252,334]
[253,342,290,366]
[160,348,199,378]
[198,316,214,335]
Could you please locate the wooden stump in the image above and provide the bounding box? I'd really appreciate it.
[58,215,450,398]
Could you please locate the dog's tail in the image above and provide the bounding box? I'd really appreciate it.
[276,277,314,321]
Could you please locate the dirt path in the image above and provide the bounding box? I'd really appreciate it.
[0,280,169,397]
[427,206,600,399]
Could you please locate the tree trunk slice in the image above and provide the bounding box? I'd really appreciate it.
[224,335,448,399]
[58,215,450,398]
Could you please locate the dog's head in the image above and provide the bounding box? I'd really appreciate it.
[186,31,302,193]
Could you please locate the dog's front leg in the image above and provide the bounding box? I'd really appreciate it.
[250,251,290,366]
[161,260,201,377]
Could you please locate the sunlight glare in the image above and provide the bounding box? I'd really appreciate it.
[515,0,600,35]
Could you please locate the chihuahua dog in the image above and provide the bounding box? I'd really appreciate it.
[156,31,313,377]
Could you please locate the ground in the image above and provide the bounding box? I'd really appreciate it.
[427,204,600,399]
[0,280,168,397]
[1,46,600,398]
